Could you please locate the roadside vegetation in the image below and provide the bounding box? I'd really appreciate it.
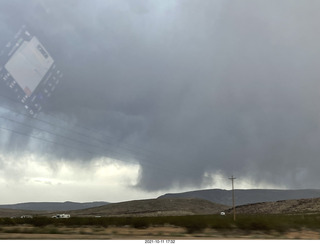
[1,214,320,234]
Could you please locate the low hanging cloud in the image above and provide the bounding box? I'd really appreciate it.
[0,153,148,203]
[1,0,320,194]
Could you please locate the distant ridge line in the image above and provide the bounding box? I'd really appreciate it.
[158,189,320,206]
[0,201,109,211]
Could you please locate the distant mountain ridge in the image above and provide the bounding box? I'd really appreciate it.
[3,189,320,212]
[158,189,320,206]
[0,201,108,211]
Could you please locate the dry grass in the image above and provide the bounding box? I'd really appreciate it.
[0,225,319,240]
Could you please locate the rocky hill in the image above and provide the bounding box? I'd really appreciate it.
[158,189,320,206]
[67,198,229,217]
[226,197,320,215]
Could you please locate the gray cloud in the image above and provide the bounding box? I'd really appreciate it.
[1,0,320,192]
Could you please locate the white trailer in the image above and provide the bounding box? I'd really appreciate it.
[52,214,70,219]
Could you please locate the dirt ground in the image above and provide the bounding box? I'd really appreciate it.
[0,225,319,240]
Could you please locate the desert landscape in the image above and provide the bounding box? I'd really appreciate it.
[1,194,320,239]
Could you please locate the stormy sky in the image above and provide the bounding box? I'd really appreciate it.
[1,0,320,203]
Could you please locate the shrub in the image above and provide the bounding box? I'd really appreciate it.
[178,216,207,234]
[30,217,52,227]
[132,218,150,229]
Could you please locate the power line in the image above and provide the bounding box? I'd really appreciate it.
[0,94,192,176]
[0,92,164,161]
[0,102,191,178]
[0,106,154,166]
[0,93,209,181]
[0,96,147,162]
[0,124,187,178]
[0,115,99,151]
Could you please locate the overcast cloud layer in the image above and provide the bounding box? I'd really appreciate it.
[1,0,320,198]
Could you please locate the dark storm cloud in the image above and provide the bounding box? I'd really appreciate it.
[1,0,320,191]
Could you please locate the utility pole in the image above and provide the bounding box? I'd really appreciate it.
[229,175,236,221]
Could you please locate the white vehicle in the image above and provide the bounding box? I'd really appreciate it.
[220,212,226,216]
[20,215,33,219]
[52,214,70,219]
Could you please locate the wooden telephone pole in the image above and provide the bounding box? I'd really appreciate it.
[229,175,236,221]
